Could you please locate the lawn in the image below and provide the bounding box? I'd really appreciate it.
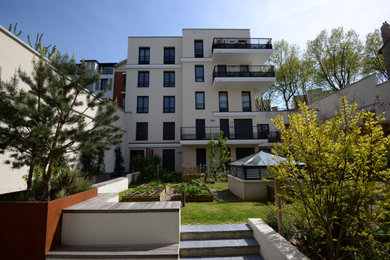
[181,201,269,225]
[205,182,228,190]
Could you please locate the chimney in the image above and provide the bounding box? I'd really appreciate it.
[379,21,390,80]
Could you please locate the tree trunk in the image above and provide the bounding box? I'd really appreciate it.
[26,160,35,193]
[274,179,284,236]
[42,156,55,201]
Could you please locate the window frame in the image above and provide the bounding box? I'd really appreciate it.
[194,40,204,58]
[100,78,109,90]
[136,122,148,141]
[219,91,228,112]
[195,65,204,82]
[137,96,149,113]
[163,71,175,87]
[164,47,175,64]
[163,96,175,113]
[242,91,252,112]
[138,47,150,64]
[195,91,205,110]
[163,122,175,140]
[137,71,150,88]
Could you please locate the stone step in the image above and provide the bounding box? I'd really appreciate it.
[180,255,264,260]
[181,224,253,240]
[180,238,259,257]
[45,244,179,259]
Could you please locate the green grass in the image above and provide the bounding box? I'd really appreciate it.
[205,182,228,190]
[118,184,138,201]
[181,201,269,225]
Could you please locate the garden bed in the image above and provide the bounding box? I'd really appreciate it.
[121,184,167,202]
[169,180,213,202]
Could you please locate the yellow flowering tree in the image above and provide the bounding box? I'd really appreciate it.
[269,98,390,259]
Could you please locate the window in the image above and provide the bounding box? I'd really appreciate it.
[195,65,204,82]
[194,40,204,58]
[163,96,175,113]
[195,92,205,109]
[242,92,251,112]
[122,93,126,110]
[139,47,150,64]
[101,66,113,74]
[257,124,269,139]
[164,47,175,64]
[136,122,148,140]
[219,92,228,112]
[138,71,149,87]
[163,122,175,140]
[164,71,175,87]
[137,96,149,113]
[100,79,109,90]
[123,74,127,89]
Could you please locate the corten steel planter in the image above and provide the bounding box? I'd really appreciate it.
[0,188,97,260]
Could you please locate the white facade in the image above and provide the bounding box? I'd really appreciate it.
[125,29,280,172]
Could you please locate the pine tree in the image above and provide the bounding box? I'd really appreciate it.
[0,53,123,200]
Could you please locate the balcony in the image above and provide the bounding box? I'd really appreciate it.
[212,38,273,63]
[212,65,275,93]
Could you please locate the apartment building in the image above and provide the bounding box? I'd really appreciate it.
[82,60,116,100]
[125,29,290,172]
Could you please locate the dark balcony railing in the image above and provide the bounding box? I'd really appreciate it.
[213,65,275,79]
[181,126,271,140]
[212,38,272,50]
[268,131,281,143]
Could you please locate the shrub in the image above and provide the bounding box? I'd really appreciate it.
[30,167,92,200]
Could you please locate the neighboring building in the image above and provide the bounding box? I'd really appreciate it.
[309,74,390,134]
[125,29,291,172]
[82,60,116,100]
[113,59,127,108]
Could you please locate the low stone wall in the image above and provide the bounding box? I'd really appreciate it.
[228,175,269,200]
[248,218,308,260]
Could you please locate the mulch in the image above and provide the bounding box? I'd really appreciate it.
[209,189,242,202]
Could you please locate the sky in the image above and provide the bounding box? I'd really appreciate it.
[0,0,389,63]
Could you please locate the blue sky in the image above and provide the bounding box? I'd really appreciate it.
[1,0,389,63]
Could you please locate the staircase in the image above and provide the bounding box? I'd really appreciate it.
[46,194,180,259]
[180,224,264,259]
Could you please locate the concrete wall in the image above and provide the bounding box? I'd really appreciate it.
[61,211,180,246]
[228,175,269,200]
[310,75,390,120]
[249,218,308,260]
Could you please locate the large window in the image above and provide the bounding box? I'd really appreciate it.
[219,92,228,112]
[137,96,149,113]
[163,122,175,140]
[257,124,269,139]
[101,66,114,75]
[139,47,150,64]
[195,92,205,110]
[138,71,149,87]
[164,71,175,87]
[195,65,204,82]
[163,96,175,113]
[242,91,251,112]
[136,122,148,140]
[164,47,175,64]
[100,79,109,90]
[194,40,204,58]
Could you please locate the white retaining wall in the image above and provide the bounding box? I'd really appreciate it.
[248,218,308,260]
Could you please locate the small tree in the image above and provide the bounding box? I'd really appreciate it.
[0,54,123,201]
[208,136,218,176]
[113,146,125,177]
[217,131,230,174]
[269,98,390,259]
